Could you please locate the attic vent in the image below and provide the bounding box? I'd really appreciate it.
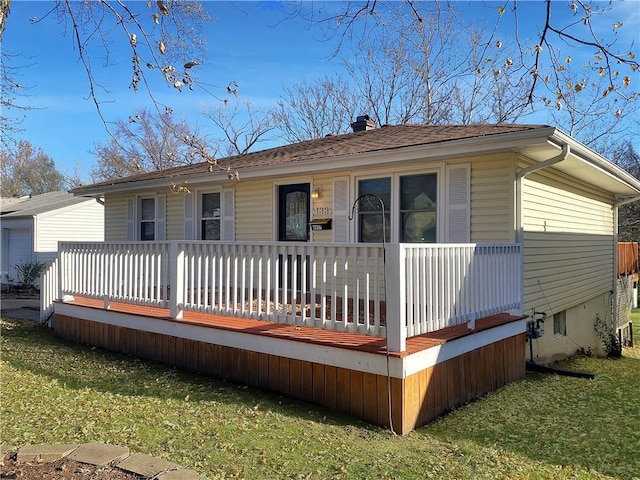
[351,115,376,132]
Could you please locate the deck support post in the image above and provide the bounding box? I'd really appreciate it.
[385,244,406,352]
[169,241,184,320]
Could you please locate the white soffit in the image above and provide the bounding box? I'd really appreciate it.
[520,143,640,195]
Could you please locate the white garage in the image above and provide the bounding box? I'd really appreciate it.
[1,191,104,288]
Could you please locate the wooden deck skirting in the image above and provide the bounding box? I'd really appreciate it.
[52,297,527,434]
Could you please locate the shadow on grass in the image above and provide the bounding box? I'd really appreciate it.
[0,318,374,433]
[419,352,640,480]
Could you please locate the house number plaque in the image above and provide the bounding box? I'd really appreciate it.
[312,207,332,216]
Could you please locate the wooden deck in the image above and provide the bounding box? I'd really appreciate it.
[57,296,523,357]
[52,296,527,434]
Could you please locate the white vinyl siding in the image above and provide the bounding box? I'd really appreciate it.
[183,192,194,240]
[332,177,350,243]
[36,200,104,254]
[234,179,273,241]
[469,155,515,243]
[522,166,615,315]
[165,193,183,240]
[105,195,129,241]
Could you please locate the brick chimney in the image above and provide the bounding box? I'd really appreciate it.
[351,115,376,133]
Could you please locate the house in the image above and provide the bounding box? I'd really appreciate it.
[43,122,640,433]
[1,191,105,288]
[616,241,639,346]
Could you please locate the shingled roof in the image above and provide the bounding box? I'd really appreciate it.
[75,123,549,193]
[0,191,98,217]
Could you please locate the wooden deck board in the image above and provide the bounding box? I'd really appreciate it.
[57,297,526,358]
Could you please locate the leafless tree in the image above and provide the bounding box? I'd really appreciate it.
[273,75,361,142]
[273,4,534,141]
[286,0,639,115]
[543,68,639,148]
[612,142,640,242]
[202,100,276,157]
[0,141,68,196]
[0,1,222,155]
[91,107,208,182]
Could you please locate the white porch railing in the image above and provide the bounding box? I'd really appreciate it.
[48,241,522,352]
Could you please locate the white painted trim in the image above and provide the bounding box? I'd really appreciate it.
[55,302,526,380]
[402,318,527,377]
[354,166,444,243]
[55,302,403,377]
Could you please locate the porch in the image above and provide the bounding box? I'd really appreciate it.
[42,241,526,433]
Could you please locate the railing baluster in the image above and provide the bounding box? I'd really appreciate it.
[47,241,522,350]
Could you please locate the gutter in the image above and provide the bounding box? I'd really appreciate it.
[615,195,640,208]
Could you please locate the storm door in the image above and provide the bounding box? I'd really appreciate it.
[278,184,310,242]
[277,184,310,295]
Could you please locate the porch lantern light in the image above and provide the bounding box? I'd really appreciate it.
[311,186,323,199]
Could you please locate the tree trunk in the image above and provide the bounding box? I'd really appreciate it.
[0,0,10,41]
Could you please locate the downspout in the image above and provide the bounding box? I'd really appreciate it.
[515,143,570,361]
[516,143,571,243]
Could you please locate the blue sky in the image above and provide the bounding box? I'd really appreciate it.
[3,1,639,183]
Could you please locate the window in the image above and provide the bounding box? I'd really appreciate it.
[200,192,221,240]
[140,197,155,241]
[400,173,437,242]
[127,195,165,241]
[357,178,391,242]
[554,311,566,337]
[357,173,438,243]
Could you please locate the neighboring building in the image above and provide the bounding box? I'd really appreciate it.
[44,122,640,433]
[1,191,104,287]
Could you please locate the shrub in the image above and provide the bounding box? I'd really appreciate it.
[14,261,47,290]
[594,313,622,358]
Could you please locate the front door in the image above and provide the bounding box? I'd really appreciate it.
[278,184,310,295]
[278,184,310,242]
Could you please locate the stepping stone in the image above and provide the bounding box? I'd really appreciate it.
[68,443,129,466]
[0,445,17,457]
[157,468,202,479]
[16,444,78,463]
[116,452,178,477]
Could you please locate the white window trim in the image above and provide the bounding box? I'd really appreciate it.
[196,189,223,240]
[553,311,567,339]
[137,195,157,241]
[272,178,313,242]
[129,194,165,241]
[353,166,444,243]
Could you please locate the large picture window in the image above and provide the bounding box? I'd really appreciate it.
[357,173,438,243]
[200,192,221,240]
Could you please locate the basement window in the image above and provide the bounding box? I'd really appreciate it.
[553,311,566,338]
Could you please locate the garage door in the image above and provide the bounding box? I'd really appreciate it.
[7,228,32,283]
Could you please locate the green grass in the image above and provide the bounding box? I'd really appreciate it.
[2,317,640,480]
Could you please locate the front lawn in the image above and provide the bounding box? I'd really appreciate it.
[2,317,639,479]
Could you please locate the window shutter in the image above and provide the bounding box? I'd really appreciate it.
[156,194,166,240]
[446,164,470,243]
[333,177,350,243]
[184,193,194,240]
[221,188,235,241]
[126,198,135,241]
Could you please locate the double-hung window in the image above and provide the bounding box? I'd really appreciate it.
[400,173,437,242]
[200,192,221,240]
[357,178,391,242]
[139,197,156,241]
[126,195,165,241]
